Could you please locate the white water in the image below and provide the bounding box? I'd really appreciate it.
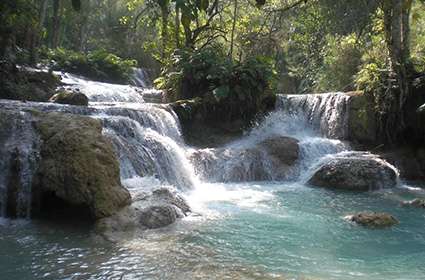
[3,73,424,280]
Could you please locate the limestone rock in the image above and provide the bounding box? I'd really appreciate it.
[258,136,299,166]
[308,153,397,191]
[33,112,131,219]
[49,89,89,106]
[190,136,299,182]
[346,92,377,145]
[347,212,398,228]
[96,187,191,241]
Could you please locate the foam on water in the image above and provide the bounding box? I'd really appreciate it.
[2,69,424,280]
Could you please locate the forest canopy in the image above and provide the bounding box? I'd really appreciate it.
[1,0,425,143]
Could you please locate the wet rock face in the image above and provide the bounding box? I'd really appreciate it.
[190,136,299,182]
[308,155,397,191]
[96,187,191,241]
[49,90,89,106]
[258,136,299,166]
[139,205,178,229]
[347,212,398,228]
[0,64,59,102]
[33,112,131,219]
[346,92,377,145]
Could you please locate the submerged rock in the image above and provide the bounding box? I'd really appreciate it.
[49,89,89,106]
[96,187,190,241]
[32,112,131,219]
[139,205,178,229]
[308,154,397,191]
[346,212,398,228]
[401,198,425,208]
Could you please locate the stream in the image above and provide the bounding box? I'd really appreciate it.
[0,72,424,280]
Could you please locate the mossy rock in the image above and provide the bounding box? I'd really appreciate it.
[347,92,377,145]
[32,112,131,219]
[170,93,276,147]
[347,212,398,228]
[49,90,89,106]
[0,63,60,102]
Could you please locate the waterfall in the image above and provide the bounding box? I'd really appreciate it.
[190,93,350,182]
[277,93,351,139]
[59,72,163,103]
[0,75,393,219]
[0,109,40,218]
[0,71,196,218]
[131,68,152,88]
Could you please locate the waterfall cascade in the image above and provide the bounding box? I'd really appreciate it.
[0,110,40,218]
[0,70,397,219]
[190,93,351,182]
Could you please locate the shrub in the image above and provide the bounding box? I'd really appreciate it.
[41,48,137,84]
[156,46,276,123]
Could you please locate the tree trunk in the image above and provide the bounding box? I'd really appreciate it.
[381,0,413,141]
[229,0,238,58]
[175,5,181,48]
[77,0,89,51]
[160,6,169,59]
[50,0,62,48]
[39,0,49,28]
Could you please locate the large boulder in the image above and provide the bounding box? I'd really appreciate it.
[49,89,89,106]
[258,136,299,166]
[96,188,190,241]
[308,153,398,191]
[346,212,398,228]
[190,136,299,182]
[32,112,131,219]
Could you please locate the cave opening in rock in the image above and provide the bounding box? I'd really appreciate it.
[33,190,94,224]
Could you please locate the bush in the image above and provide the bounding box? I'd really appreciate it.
[41,48,137,84]
[316,34,362,92]
[156,46,276,123]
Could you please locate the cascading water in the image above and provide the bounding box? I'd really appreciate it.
[189,93,351,183]
[0,109,40,218]
[2,71,425,280]
[0,71,194,219]
[278,93,351,139]
[131,68,152,88]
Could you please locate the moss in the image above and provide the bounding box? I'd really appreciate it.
[49,90,89,106]
[32,111,131,219]
[0,62,60,101]
[170,94,276,147]
[347,92,377,145]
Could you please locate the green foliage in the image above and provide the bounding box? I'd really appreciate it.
[355,16,391,92]
[42,48,137,84]
[157,46,276,122]
[316,35,362,92]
